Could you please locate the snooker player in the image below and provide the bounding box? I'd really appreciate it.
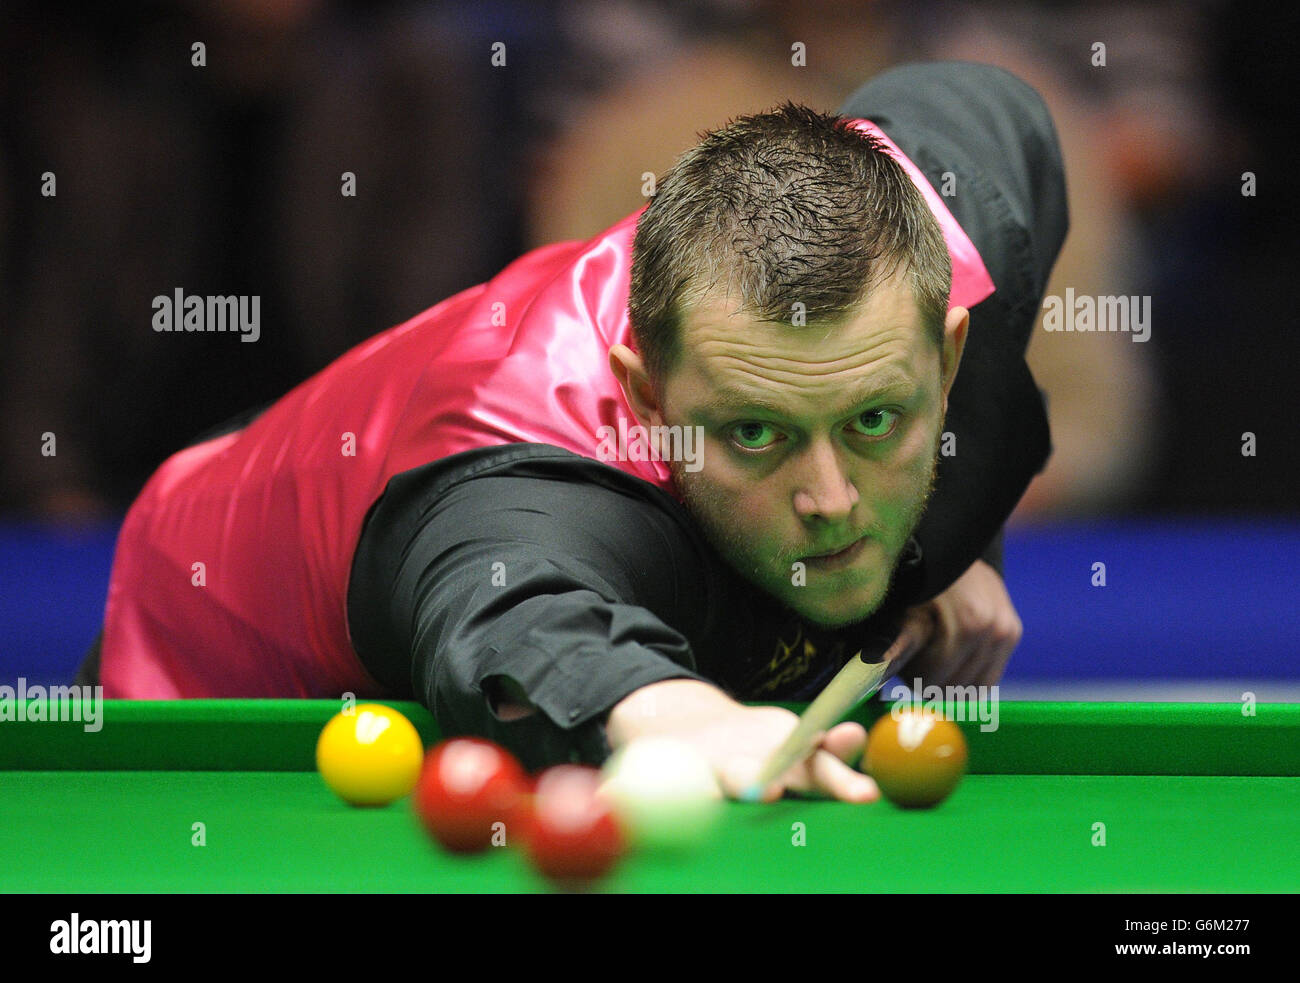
[86,62,1066,801]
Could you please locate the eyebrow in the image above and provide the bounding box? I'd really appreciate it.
[700,369,918,420]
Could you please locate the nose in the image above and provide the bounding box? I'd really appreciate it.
[791,439,859,523]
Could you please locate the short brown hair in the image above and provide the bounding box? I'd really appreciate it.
[628,103,950,384]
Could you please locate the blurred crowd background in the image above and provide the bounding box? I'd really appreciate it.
[1,0,1295,522]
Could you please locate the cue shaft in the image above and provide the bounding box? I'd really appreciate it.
[745,627,923,798]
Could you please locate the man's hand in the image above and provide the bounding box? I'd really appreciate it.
[896,558,1022,688]
[605,679,877,803]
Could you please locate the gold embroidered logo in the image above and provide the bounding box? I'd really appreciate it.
[748,625,841,695]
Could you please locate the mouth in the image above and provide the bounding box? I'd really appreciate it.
[803,536,868,571]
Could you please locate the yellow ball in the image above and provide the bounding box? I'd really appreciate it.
[316,704,424,806]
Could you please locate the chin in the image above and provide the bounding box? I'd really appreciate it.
[788,591,885,630]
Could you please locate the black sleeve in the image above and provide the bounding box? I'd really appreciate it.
[979,529,1005,578]
[840,61,1066,604]
[346,447,717,771]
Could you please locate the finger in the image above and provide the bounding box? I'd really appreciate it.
[949,635,996,687]
[901,641,957,689]
[821,721,868,765]
[942,608,1007,685]
[959,605,1021,686]
[806,747,878,803]
[716,756,784,803]
[971,630,1018,687]
[912,598,969,686]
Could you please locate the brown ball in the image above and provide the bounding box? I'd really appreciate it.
[864,709,968,808]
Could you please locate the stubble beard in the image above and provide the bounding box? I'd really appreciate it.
[670,432,943,626]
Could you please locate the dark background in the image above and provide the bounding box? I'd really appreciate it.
[1,0,1295,516]
[1,0,1295,687]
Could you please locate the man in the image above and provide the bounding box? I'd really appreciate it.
[90,62,1066,802]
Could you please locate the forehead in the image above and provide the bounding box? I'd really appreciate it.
[672,271,933,413]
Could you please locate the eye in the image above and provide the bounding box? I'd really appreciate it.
[728,421,781,451]
[849,409,899,439]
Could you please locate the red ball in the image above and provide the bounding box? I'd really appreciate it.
[413,738,529,853]
[522,766,625,886]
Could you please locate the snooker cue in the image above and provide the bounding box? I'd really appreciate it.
[742,625,925,801]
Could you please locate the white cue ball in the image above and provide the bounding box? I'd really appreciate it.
[599,736,723,852]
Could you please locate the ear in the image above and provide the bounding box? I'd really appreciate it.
[939,306,969,416]
[608,344,667,427]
